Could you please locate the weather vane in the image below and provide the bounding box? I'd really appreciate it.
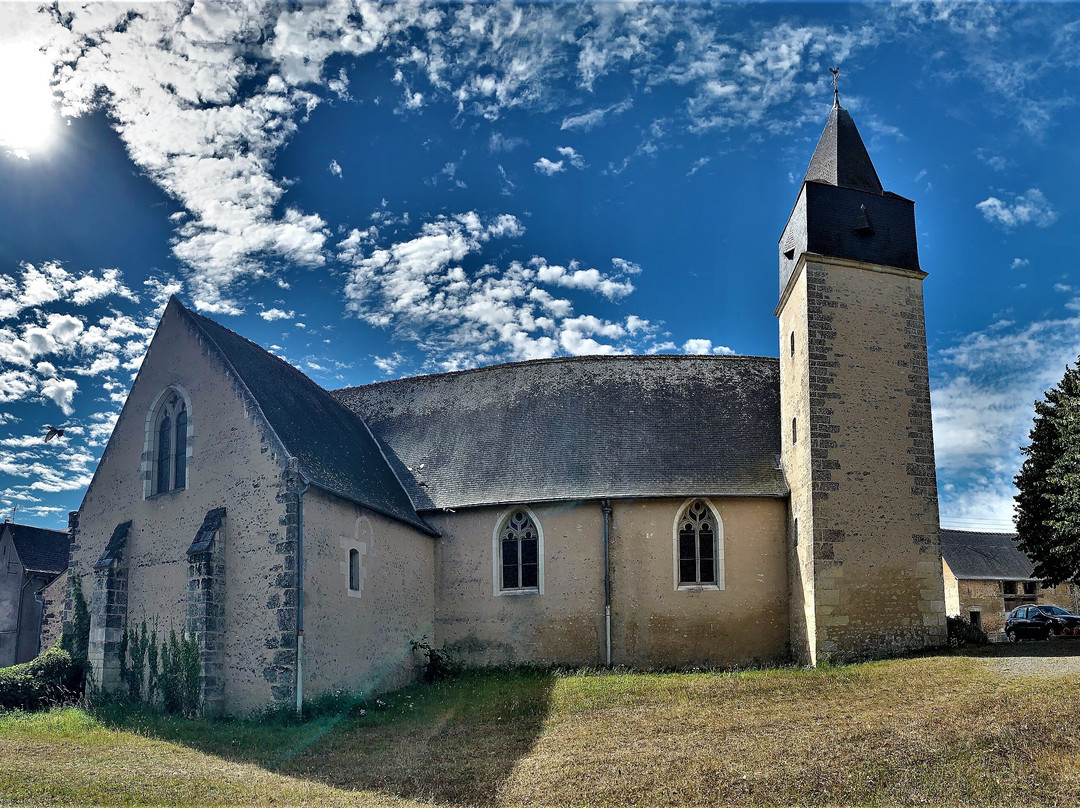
[829,66,840,101]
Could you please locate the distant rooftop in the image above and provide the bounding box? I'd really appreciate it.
[1,521,70,576]
[940,529,1035,581]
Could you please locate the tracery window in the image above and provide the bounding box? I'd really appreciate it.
[497,509,541,593]
[153,391,188,494]
[676,499,723,588]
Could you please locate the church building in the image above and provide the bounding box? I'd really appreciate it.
[64,92,948,715]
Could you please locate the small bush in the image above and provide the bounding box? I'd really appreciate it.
[411,637,460,683]
[947,615,989,647]
[0,645,83,711]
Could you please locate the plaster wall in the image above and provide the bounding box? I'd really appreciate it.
[0,531,20,667]
[429,502,604,666]
[943,560,960,617]
[299,489,435,698]
[71,306,293,713]
[950,579,1079,636]
[428,497,788,668]
[1040,582,1080,615]
[38,571,66,654]
[792,256,947,661]
[953,580,1009,635]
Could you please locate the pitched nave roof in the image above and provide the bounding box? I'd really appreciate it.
[332,354,787,511]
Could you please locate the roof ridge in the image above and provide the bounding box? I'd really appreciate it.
[172,298,434,535]
[940,528,1018,537]
[332,353,781,394]
[174,300,295,464]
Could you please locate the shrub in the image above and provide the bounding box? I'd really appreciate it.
[947,615,989,647]
[159,629,200,717]
[0,645,83,711]
[411,637,460,683]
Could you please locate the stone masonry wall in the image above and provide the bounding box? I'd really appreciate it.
[778,263,816,664]
[785,256,947,662]
[69,302,295,714]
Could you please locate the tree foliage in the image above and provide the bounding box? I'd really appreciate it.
[1015,357,1080,585]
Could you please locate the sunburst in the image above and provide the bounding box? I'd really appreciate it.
[0,44,58,159]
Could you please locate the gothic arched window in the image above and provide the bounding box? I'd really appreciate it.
[675,499,724,588]
[495,508,543,594]
[152,390,188,495]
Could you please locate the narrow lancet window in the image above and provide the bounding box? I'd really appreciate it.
[156,415,171,494]
[150,389,190,497]
[349,548,360,591]
[500,509,539,591]
[677,499,721,587]
[174,407,187,489]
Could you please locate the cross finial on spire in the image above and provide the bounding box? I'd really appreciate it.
[829,66,840,105]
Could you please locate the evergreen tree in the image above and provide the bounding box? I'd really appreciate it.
[1015,357,1080,585]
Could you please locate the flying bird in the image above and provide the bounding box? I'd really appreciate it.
[44,425,65,442]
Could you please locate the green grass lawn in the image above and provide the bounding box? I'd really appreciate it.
[2,648,1080,807]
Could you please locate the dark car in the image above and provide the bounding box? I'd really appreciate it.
[1033,604,1080,637]
[1005,605,1053,641]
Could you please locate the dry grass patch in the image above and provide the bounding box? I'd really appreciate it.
[4,650,1080,807]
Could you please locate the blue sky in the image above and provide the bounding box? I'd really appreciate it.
[1,1,1077,532]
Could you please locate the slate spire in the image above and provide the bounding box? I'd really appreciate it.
[802,91,883,194]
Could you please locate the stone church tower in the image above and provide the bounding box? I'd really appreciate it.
[777,89,947,663]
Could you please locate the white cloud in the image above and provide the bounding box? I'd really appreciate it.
[488,132,526,153]
[682,339,735,356]
[555,146,585,169]
[534,157,564,176]
[0,262,136,321]
[260,307,295,321]
[561,98,633,131]
[932,311,1080,528]
[339,212,654,365]
[611,258,642,276]
[373,353,406,375]
[329,159,342,177]
[39,377,78,415]
[532,259,634,300]
[1011,258,1029,269]
[976,188,1058,230]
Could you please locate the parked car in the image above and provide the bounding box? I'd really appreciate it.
[1005,605,1053,641]
[1034,604,1080,636]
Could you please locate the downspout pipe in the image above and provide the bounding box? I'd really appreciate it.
[296,474,310,718]
[602,499,612,667]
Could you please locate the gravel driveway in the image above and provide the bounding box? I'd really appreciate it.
[977,639,1080,677]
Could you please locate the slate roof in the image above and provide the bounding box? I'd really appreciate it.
[804,92,884,193]
[173,299,433,536]
[940,529,1036,581]
[3,522,70,575]
[332,355,786,511]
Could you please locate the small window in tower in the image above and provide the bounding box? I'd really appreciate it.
[792,417,797,444]
[349,548,360,592]
[790,331,795,357]
[794,518,798,544]
[783,248,795,261]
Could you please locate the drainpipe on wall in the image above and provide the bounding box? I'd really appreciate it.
[602,499,612,667]
[296,475,311,718]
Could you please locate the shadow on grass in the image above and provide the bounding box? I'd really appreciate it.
[92,668,558,807]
